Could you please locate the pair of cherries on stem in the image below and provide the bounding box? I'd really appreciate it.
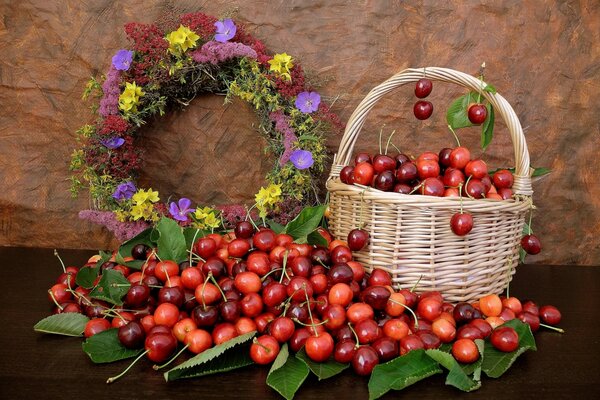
[413,78,487,124]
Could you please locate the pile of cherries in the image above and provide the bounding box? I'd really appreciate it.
[47,222,560,382]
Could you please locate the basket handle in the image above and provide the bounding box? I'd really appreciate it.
[330,67,533,196]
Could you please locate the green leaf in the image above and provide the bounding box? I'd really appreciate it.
[95,250,112,269]
[267,343,310,400]
[446,93,476,130]
[34,313,89,337]
[75,265,100,288]
[82,328,143,363]
[89,269,130,306]
[267,219,286,234]
[116,227,155,266]
[284,205,327,240]
[156,217,188,263]
[425,349,481,392]
[532,167,551,177]
[307,230,328,247]
[481,103,495,150]
[484,84,497,94]
[482,319,537,378]
[295,349,349,380]
[368,350,442,400]
[165,331,256,381]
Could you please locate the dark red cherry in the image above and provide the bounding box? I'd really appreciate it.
[396,162,418,182]
[347,229,369,251]
[420,177,444,197]
[438,148,453,168]
[355,153,372,165]
[521,235,542,255]
[539,305,562,325]
[374,171,396,191]
[414,101,433,120]
[340,166,355,184]
[373,154,397,174]
[415,78,433,98]
[468,104,487,125]
[234,221,255,239]
[352,345,379,376]
[450,213,473,236]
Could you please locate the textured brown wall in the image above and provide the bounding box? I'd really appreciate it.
[0,0,598,265]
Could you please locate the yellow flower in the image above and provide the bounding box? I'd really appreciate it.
[119,82,144,112]
[130,203,154,221]
[266,183,282,200]
[166,25,200,55]
[132,188,159,205]
[268,53,294,81]
[194,206,213,220]
[203,213,221,229]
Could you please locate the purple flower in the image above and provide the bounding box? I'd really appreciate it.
[295,91,321,113]
[112,50,134,71]
[99,66,121,117]
[112,181,136,201]
[290,149,314,170]
[214,19,236,42]
[169,198,196,222]
[101,137,125,149]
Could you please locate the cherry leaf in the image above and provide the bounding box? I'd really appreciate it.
[283,205,327,240]
[295,348,349,380]
[425,349,481,392]
[446,93,476,130]
[482,319,537,378]
[164,331,256,381]
[82,328,143,363]
[34,313,89,337]
[481,103,495,150]
[267,343,310,400]
[156,217,188,263]
[183,227,209,250]
[89,269,130,305]
[75,265,100,288]
[368,349,442,400]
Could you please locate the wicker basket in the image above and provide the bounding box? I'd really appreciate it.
[326,67,534,303]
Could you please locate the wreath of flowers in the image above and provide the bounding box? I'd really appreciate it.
[70,12,343,240]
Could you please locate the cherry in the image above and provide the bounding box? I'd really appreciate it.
[372,336,399,362]
[415,330,442,349]
[470,318,492,338]
[194,282,222,306]
[414,100,433,120]
[290,256,313,278]
[255,312,276,334]
[352,346,379,376]
[373,154,397,174]
[234,221,255,239]
[355,319,382,344]
[84,318,111,338]
[450,213,473,236]
[493,169,514,189]
[202,257,226,279]
[396,162,418,182]
[360,286,391,310]
[490,326,519,352]
[443,168,465,188]
[385,292,407,317]
[213,322,238,345]
[228,239,251,258]
[330,245,353,264]
[464,178,486,199]
[522,300,539,315]
[131,244,149,260]
[346,302,375,324]
[416,159,440,180]
[453,302,475,324]
[145,332,177,363]
[118,321,145,349]
[172,318,197,342]
[240,293,263,318]
[234,271,262,294]
[415,78,433,98]
[250,335,280,364]
[262,282,287,308]
[289,327,311,352]
[417,297,443,322]
[247,251,271,276]
[499,307,516,322]
[383,319,410,341]
[456,324,484,340]
[334,339,357,363]
[158,286,185,308]
[268,317,295,343]
[347,229,369,251]
[374,170,396,191]
[468,103,487,124]
[328,263,354,284]
[394,183,412,194]
[340,166,355,184]
[399,334,425,355]
[502,297,523,315]
[353,162,375,186]
[355,152,372,165]
[192,305,219,327]
[449,147,471,170]
[48,283,72,304]
[521,235,542,255]
[452,338,480,363]
[181,268,204,290]
[367,269,393,287]
[438,147,453,167]
[420,177,444,197]
[395,153,411,166]
[305,332,334,362]
[464,159,488,179]
[480,294,503,317]
[328,283,353,307]
[253,229,276,252]
[184,329,213,354]
[235,317,258,335]
[539,305,562,325]
[517,311,540,332]
[432,318,457,343]
[195,237,217,259]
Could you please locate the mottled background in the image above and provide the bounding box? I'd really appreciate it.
[0,0,598,265]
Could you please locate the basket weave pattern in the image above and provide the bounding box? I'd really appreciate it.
[327,67,533,302]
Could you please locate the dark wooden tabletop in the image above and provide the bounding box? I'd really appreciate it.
[1,246,599,400]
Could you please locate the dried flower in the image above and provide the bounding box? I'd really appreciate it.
[99,66,121,117]
[295,91,321,114]
[214,19,236,42]
[289,149,314,170]
[191,41,257,65]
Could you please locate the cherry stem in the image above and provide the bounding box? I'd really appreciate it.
[252,337,271,353]
[528,209,533,235]
[347,322,360,349]
[378,126,383,155]
[189,229,201,267]
[388,299,419,330]
[410,275,423,292]
[303,284,318,336]
[293,318,328,328]
[208,272,227,303]
[390,143,402,153]
[408,182,423,195]
[447,124,461,147]
[106,349,148,383]
[458,183,464,214]
[384,130,396,155]
[153,344,188,370]
[53,249,67,273]
[47,289,64,310]
[539,323,564,333]
[261,267,284,282]
[464,175,474,200]
[279,251,290,284]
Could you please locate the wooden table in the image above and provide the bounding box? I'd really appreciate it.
[1,246,598,399]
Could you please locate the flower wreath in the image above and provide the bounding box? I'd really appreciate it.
[70,12,343,240]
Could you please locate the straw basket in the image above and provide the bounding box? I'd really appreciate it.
[326,67,534,303]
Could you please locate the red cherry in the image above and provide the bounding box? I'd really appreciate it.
[420,177,444,197]
[396,162,418,183]
[465,179,486,199]
[438,148,453,167]
[490,326,519,352]
[498,188,513,200]
[517,311,540,332]
[464,159,488,179]
[353,162,375,186]
[468,104,487,125]
[373,170,396,191]
[452,338,480,363]
[493,169,514,189]
[355,152,372,165]
[305,332,334,362]
[415,78,433,98]
[145,332,177,362]
[414,100,433,120]
[347,229,369,251]
[450,213,474,236]
[340,166,355,184]
[443,168,465,188]
[84,318,111,338]
[521,234,542,255]
[416,159,440,180]
[373,154,397,174]
[449,147,471,170]
[250,335,280,364]
[352,346,379,375]
[539,305,562,325]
